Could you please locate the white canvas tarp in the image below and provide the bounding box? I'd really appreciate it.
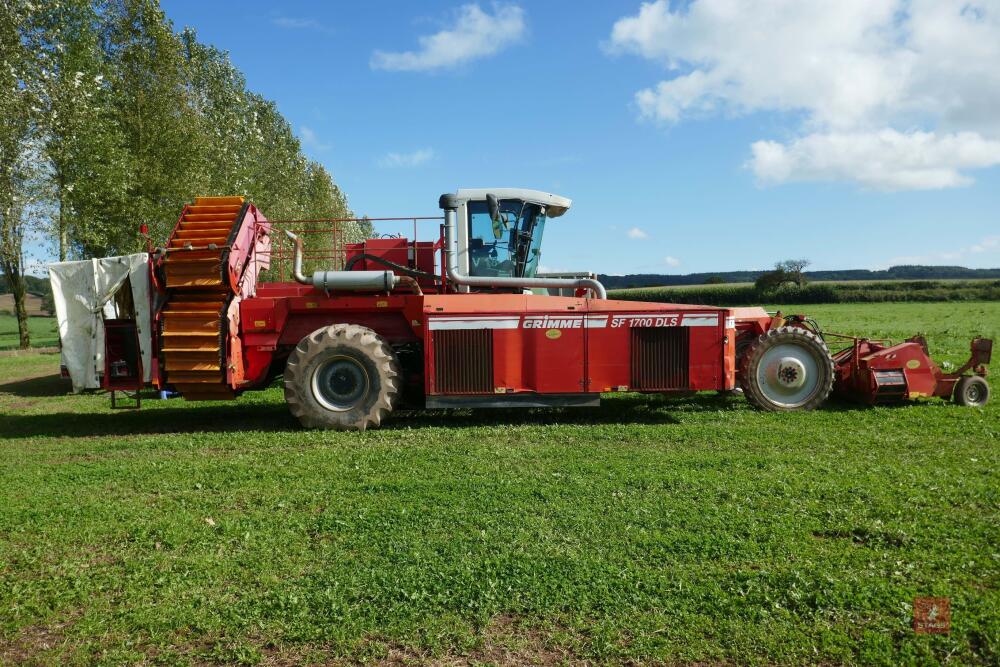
[48,254,152,392]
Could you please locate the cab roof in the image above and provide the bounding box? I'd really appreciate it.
[454,188,572,218]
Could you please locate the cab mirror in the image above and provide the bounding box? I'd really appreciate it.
[486,194,500,223]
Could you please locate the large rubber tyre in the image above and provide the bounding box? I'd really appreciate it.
[954,375,990,407]
[739,326,834,412]
[284,324,401,430]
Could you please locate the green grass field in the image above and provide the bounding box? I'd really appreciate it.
[0,314,58,351]
[1,302,998,665]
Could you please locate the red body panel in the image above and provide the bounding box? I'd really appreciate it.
[237,285,767,400]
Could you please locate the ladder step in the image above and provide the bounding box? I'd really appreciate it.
[174,228,231,238]
[169,238,227,248]
[170,376,226,386]
[182,214,238,223]
[165,360,222,372]
[186,205,243,215]
[161,346,221,354]
[194,196,244,206]
[178,219,238,228]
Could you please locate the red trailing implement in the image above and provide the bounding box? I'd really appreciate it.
[831,334,992,406]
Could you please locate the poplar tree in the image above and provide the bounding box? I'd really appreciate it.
[0,0,43,348]
[36,0,130,260]
[100,0,203,250]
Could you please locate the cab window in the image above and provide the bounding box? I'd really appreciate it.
[467,199,546,278]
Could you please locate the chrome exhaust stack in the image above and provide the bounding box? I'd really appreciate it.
[285,230,398,292]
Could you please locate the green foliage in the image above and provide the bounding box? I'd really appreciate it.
[35,0,131,260]
[14,0,357,260]
[703,275,724,284]
[754,266,793,292]
[613,279,1000,306]
[0,0,48,349]
[0,302,997,663]
[0,273,50,297]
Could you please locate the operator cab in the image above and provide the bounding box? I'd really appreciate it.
[453,188,571,284]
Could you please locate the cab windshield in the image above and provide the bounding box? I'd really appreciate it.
[467,199,546,278]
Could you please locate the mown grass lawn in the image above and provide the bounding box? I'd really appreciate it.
[1,302,998,665]
[0,314,58,351]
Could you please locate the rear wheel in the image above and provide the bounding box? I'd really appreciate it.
[740,326,834,412]
[284,324,400,430]
[954,375,990,407]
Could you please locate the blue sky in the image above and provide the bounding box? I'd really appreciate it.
[153,0,1000,275]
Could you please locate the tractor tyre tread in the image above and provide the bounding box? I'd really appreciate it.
[284,324,401,430]
[739,325,834,412]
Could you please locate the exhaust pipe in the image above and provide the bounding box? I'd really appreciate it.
[285,230,399,292]
[439,194,606,299]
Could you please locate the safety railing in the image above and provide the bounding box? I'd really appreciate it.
[253,216,444,284]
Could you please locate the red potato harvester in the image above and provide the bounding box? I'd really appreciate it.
[49,189,992,429]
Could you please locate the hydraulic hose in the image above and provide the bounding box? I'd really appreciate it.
[344,252,440,283]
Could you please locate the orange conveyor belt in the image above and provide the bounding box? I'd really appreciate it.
[160,196,245,400]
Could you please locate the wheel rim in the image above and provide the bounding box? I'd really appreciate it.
[311,355,370,411]
[756,343,823,408]
[965,382,984,405]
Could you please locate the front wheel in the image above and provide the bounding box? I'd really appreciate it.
[284,324,401,430]
[739,326,834,412]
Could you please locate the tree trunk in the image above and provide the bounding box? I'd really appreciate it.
[12,273,30,349]
[0,260,30,349]
[58,176,67,261]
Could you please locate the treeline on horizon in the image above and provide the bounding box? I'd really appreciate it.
[598,265,1000,290]
[611,279,1000,306]
[0,0,366,348]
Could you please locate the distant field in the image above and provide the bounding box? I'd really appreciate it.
[0,314,58,350]
[613,277,1000,291]
[0,293,46,316]
[611,278,1000,305]
[1,302,997,665]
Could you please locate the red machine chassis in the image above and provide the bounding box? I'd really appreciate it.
[130,197,990,417]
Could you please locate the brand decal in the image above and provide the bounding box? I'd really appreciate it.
[427,312,719,330]
[545,328,562,339]
[609,313,719,328]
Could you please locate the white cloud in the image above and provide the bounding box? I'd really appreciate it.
[299,126,329,151]
[371,4,525,72]
[882,235,1000,267]
[379,148,435,168]
[607,0,1000,190]
[750,130,1000,191]
[626,226,649,239]
[664,256,680,267]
